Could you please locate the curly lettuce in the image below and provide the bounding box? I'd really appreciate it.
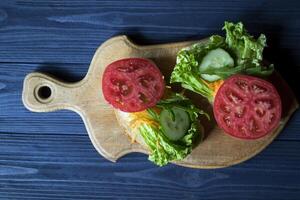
[139,94,207,166]
[224,21,266,67]
[223,21,274,76]
[170,21,274,101]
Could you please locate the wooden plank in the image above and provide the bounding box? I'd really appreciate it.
[0,133,299,199]
[0,0,299,65]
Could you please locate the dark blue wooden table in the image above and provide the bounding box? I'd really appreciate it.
[0,1,300,199]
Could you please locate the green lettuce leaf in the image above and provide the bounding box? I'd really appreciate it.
[139,94,206,166]
[223,21,273,75]
[199,63,274,79]
[223,21,264,66]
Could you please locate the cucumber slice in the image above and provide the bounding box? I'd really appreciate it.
[160,107,190,141]
[199,48,234,82]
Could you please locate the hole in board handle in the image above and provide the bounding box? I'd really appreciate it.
[34,84,54,103]
[38,86,51,99]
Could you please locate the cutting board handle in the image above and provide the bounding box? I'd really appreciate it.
[22,72,84,113]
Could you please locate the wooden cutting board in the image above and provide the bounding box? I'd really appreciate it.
[22,35,299,168]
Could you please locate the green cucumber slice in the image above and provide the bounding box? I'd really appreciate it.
[199,48,234,82]
[159,107,190,141]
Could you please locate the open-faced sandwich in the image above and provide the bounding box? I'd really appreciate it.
[102,58,208,166]
[171,21,282,139]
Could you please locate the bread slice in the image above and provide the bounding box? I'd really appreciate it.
[114,109,150,148]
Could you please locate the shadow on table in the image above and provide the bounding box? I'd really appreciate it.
[36,63,85,83]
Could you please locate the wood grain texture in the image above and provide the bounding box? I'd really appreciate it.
[0,133,299,200]
[0,0,300,199]
[0,1,300,66]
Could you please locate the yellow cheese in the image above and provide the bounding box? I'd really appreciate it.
[203,79,224,96]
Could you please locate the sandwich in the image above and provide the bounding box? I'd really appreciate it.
[170,21,282,139]
[102,58,207,166]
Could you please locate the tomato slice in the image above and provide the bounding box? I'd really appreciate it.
[102,58,165,112]
[214,75,282,139]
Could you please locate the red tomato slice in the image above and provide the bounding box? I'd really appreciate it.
[214,75,282,139]
[102,58,165,112]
